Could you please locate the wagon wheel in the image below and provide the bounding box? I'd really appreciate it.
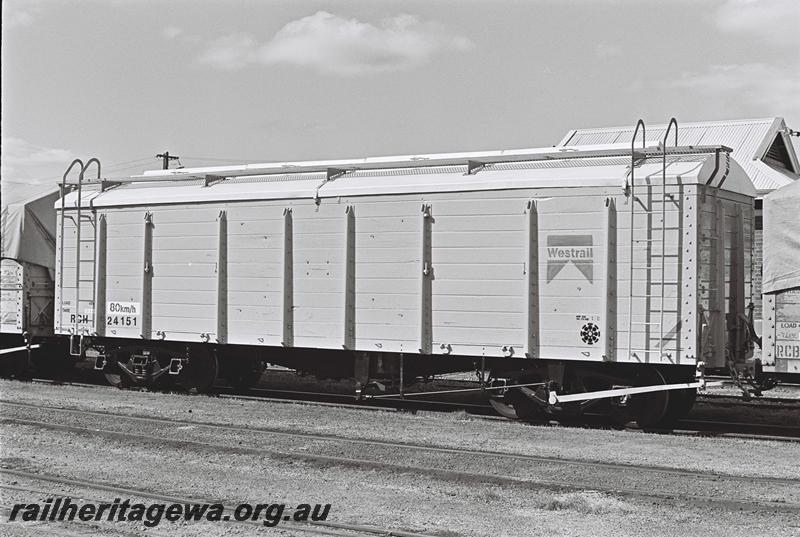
[659,387,696,425]
[616,366,671,429]
[30,339,74,380]
[488,398,519,419]
[176,346,218,393]
[657,368,697,425]
[507,375,550,422]
[557,366,618,420]
[488,372,548,422]
[224,356,265,389]
[508,389,548,422]
[0,350,29,379]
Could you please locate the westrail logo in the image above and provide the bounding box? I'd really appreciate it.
[546,235,593,283]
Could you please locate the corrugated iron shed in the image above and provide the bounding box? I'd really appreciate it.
[558,118,799,194]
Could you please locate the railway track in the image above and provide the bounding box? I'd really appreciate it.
[2,399,799,515]
[214,387,800,440]
[4,398,797,483]
[698,393,800,406]
[15,377,800,441]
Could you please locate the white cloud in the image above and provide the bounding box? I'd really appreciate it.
[1,137,75,183]
[161,24,202,45]
[6,10,34,28]
[162,25,183,40]
[670,63,800,118]
[197,34,260,70]
[3,0,45,29]
[197,11,474,75]
[595,43,622,59]
[714,0,800,46]
[1,137,77,205]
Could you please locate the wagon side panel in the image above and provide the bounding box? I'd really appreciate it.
[102,209,148,339]
[428,195,527,358]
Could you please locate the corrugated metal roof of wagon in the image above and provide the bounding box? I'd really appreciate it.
[131,143,730,181]
[60,153,754,209]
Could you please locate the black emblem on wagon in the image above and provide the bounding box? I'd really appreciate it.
[580,323,600,345]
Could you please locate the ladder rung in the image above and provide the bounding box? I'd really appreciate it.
[633,239,663,243]
[630,321,662,326]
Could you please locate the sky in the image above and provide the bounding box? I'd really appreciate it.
[2,0,799,204]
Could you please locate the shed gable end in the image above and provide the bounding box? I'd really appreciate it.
[762,134,797,174]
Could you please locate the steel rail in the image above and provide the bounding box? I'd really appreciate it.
[367,381,546,399]
[3,400,800,478]
[17,378,800,438]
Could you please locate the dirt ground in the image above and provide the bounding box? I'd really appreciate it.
[0,380,799,537]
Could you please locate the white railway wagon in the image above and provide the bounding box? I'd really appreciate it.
[1,190,61,376]
[55,122,762,425]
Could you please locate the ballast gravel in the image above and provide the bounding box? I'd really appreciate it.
[0,380,798,537]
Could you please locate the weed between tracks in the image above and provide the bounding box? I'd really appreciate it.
[545,491,633,515]
[445,410,475,422]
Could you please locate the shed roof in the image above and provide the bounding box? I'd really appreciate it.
[558,118,799,194]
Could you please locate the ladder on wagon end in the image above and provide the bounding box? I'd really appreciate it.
[625,119,679,363]
[58,158,102,355]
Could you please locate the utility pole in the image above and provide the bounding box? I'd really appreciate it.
[156,151,180,170]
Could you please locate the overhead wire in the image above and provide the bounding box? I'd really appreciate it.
[3,156,156,186]
[102,157,155,170]
[4,154,273,187]
[180,155,271,164]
